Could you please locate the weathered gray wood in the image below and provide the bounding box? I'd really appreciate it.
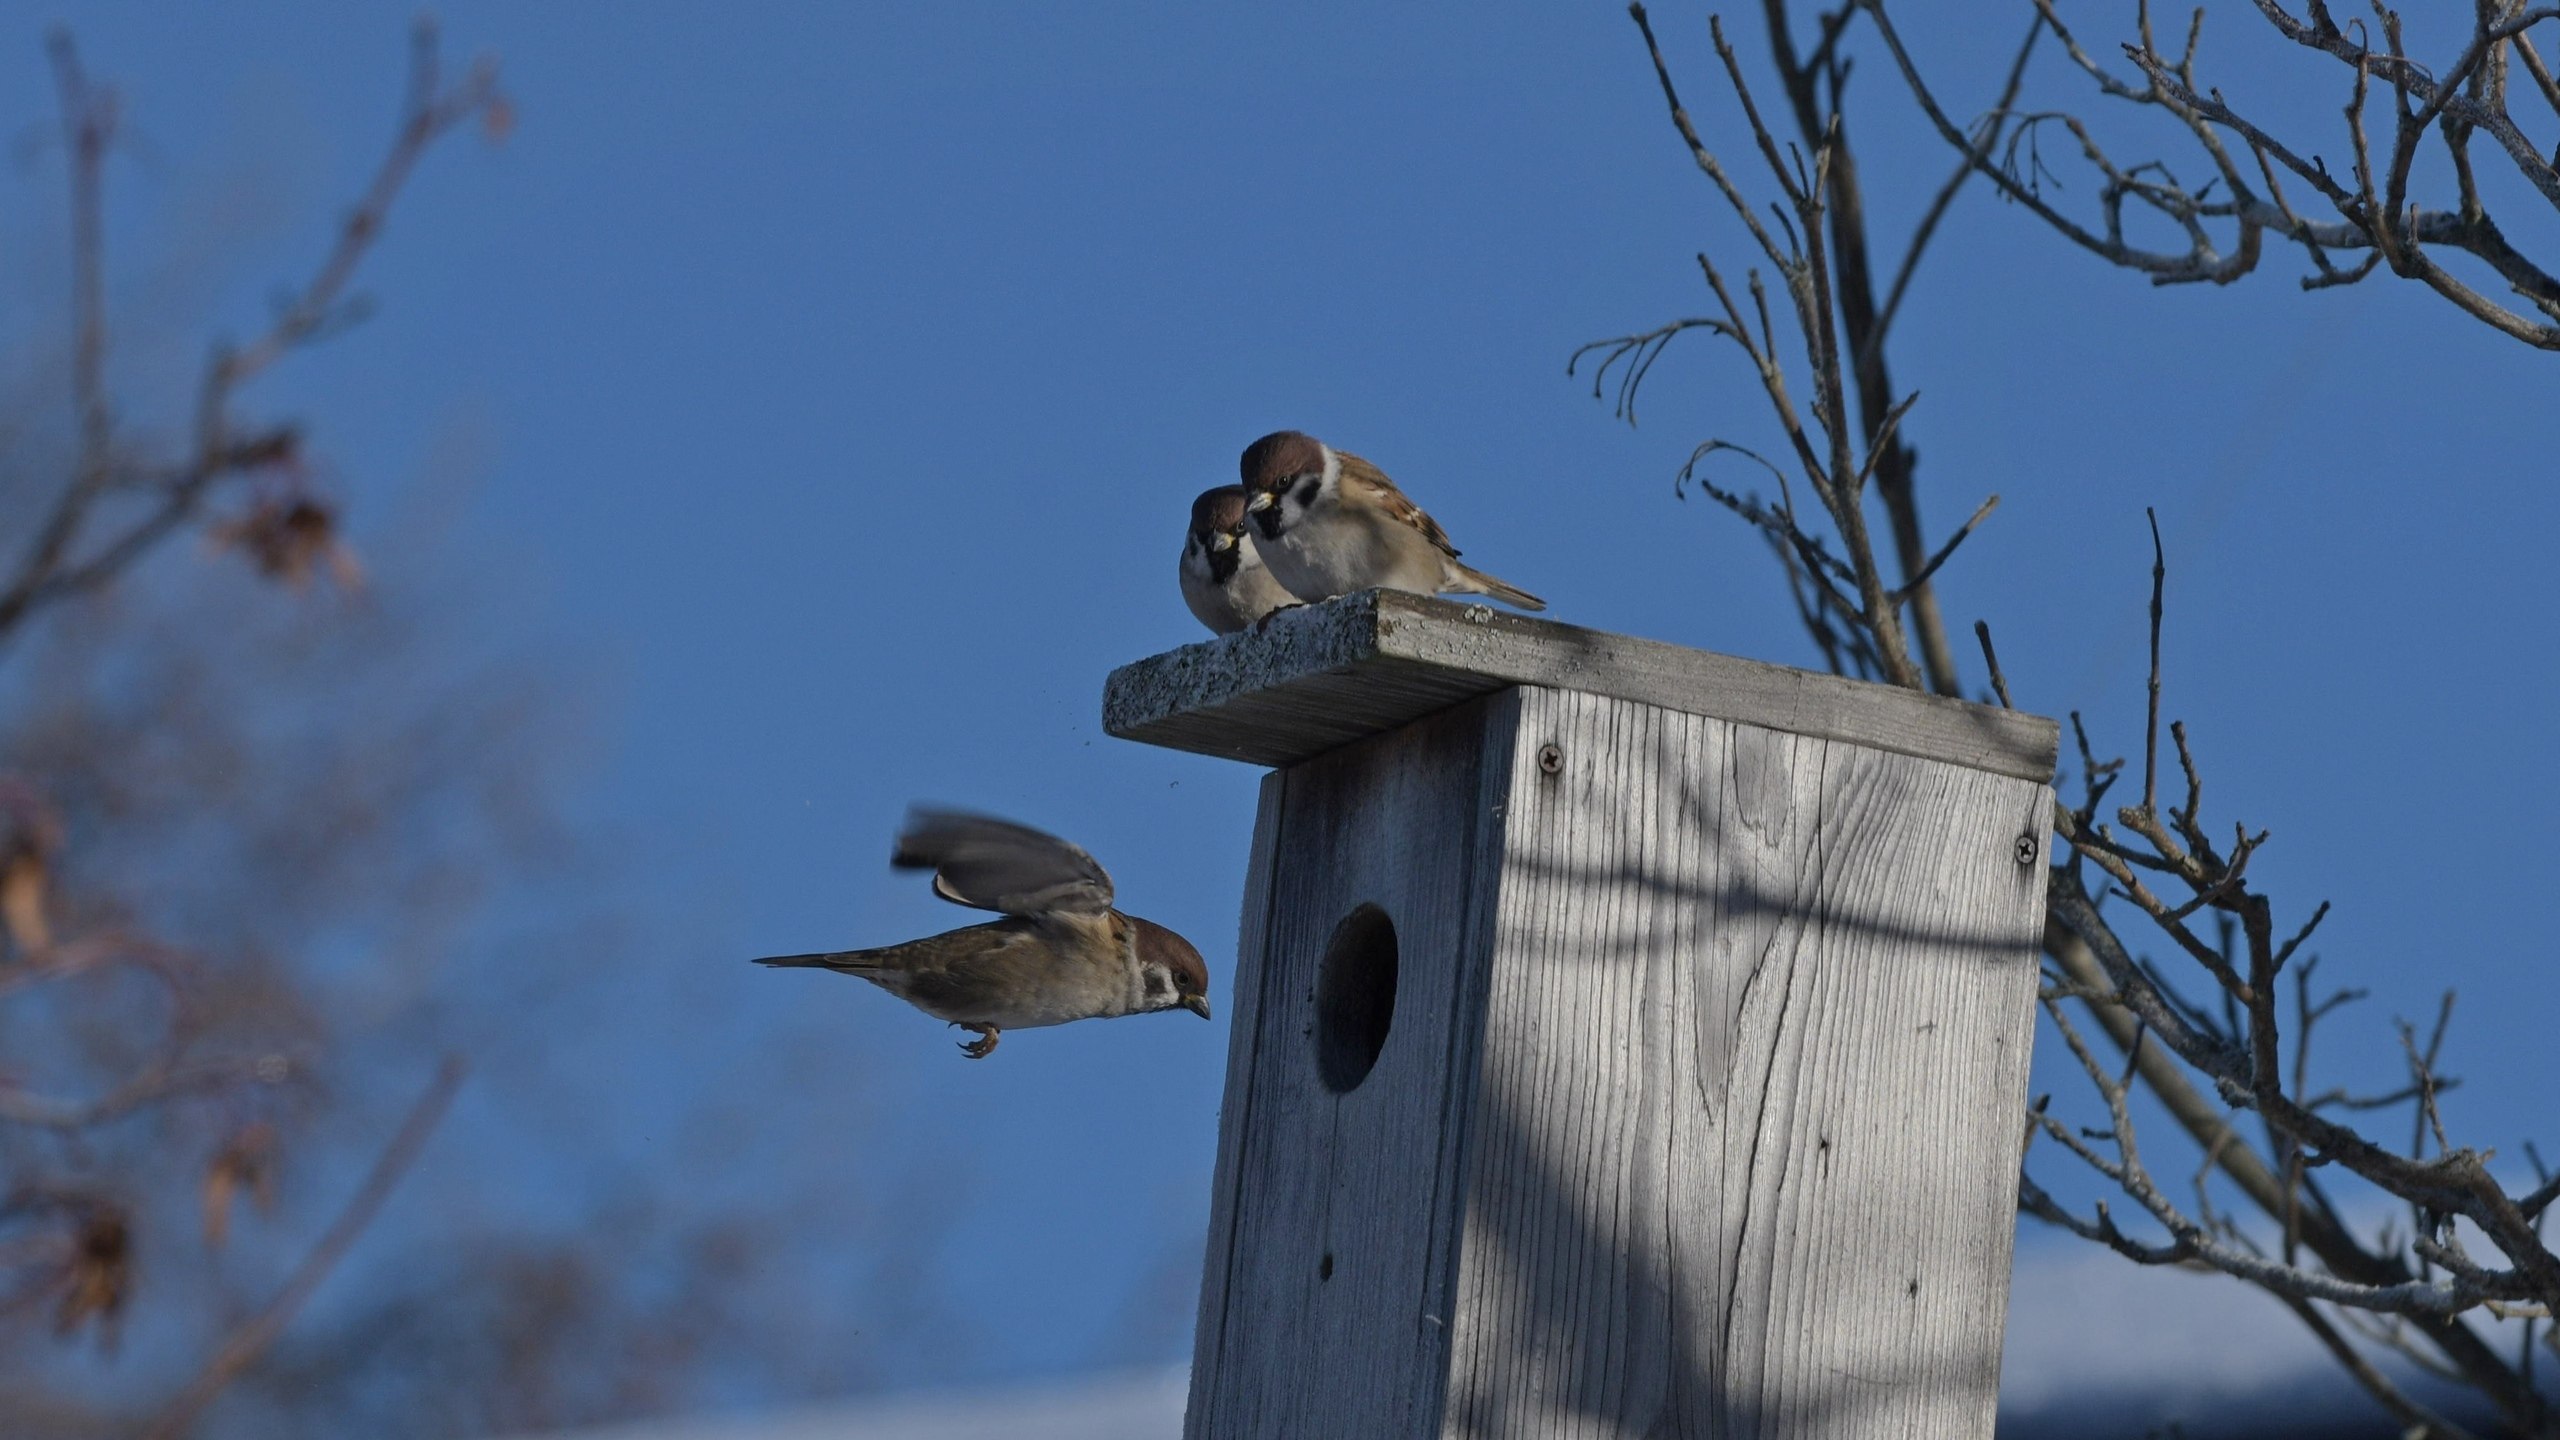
[1184,696,1518,1439]
[1183,769,1286,1434]
[1444,688,2046,1438]
[1179,683,2052,1439]
[1103,589,2057,783]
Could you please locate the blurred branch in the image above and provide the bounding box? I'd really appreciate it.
[0,20,505,645]
[139,1057,464,1440]
[0,932,220,1126]
[37,31,113,593]
[0,21,508,1423]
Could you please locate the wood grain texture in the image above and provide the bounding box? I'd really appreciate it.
[1103,589,2058,783]
[1184,770,1287,1435]
[1444,688,2048,1438]
[1184,694,1518,1439]
[1182,685,2051,1439]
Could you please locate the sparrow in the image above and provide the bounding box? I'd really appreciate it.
[751,809,1211,1059]
[1239,430,1544,612]
[1179,485,1299,635]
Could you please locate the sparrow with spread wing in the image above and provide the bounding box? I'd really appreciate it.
[751,810,1211,1058]
[1239,430,1544,612]
[1178,485,1298,635]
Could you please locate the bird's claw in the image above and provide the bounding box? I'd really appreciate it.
[1250,602,1307,632]
[953,1023,1000,1060]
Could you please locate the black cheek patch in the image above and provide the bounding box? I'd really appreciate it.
[1294,476,1319,507]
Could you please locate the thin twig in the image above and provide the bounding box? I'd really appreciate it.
[1892,493,2000,603]
[1974,620,2015,710]
[0,21,502,645]
[1867,11,2046,364]
[2140,508,2166,815]
[139,1057,464,1440]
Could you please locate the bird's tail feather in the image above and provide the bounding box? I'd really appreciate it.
[750,948,881,971]
[1450,564,1545,612]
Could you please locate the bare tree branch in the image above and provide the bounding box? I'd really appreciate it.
[0,19,505,645]
[139,1057,464,1440]
[1869,0,2560,346]
[1597,7,2560,1432]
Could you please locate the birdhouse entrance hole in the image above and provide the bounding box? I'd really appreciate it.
[1314,902,1397,1093]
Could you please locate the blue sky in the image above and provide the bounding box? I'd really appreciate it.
[4,0,2554,1423]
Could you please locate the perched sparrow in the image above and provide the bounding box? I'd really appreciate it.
[751,809,1211,1059]
[1179,485,1299,635]
[1240,430,1544,612]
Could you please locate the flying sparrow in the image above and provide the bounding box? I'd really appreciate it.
[750,809,1211,1058]
[1179,485,1299,635]
[1240,430,1544,612]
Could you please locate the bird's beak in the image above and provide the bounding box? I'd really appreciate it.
[1246,491,1274,513]
[1182,994,1213,1021]
[1211,531,1237,552]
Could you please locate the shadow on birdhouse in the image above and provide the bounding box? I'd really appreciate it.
[1106,591,2061,1439]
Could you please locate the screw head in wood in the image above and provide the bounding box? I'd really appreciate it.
[2014,833,2038,865]
[1536,743,1563,775]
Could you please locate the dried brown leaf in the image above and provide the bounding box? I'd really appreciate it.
[0,852,47,952]
[201,1123,280,1249]
[51,1206,130,1351]
[206,495,363,592]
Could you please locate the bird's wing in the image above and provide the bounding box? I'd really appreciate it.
[1336,450,1461,560]
[892,809,1116,917]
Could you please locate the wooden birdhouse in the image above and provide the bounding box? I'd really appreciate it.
[1105,590,2059,1439]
